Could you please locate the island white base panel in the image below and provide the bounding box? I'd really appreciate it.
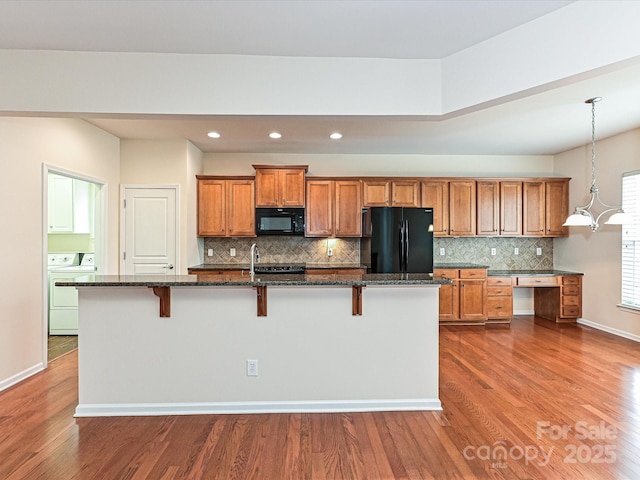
[75,285,440,417]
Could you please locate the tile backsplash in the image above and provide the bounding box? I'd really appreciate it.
[204,237,360,265]
[434,237,553,269]
[203,236,553,270]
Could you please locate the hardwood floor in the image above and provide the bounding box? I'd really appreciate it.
[47,335,78,361]
[1,316,639,479]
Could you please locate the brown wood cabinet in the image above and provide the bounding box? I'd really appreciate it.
[363,179,420,207]
[435,268,487,324]
[532,274,582,322]
[197,177,255,237]
[421,180,475,236]
[254,165,307,207]
[421,180,449,236]
[477,180,523,236]
[306,180,362,237]
[449,180,476,236]
[545,180,569,236]
[500,181,523,236]
[523,179,569,237]
[486,276,514,323]
[477,181,499,235]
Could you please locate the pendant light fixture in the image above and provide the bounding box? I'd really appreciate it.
[563,97,631,231]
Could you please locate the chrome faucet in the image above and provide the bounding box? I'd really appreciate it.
[250,243,260,276]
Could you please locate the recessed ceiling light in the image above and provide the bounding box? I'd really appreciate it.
[207,131,221,138]
[269,132,282,139]
[330,132,343,140]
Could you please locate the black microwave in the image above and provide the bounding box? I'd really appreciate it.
[255,208,305,235]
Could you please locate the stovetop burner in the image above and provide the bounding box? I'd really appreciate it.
[253,264,306,274]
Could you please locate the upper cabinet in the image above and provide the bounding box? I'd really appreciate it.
[306,179,362,237]
[48,174,74,233]
[254,165,307,207]
[421,180,449,236]
[448,180,476,236]
[197,177,255,237]
[196,169,570,239]
[476,180,523,236]
[421,180,476,236]
[476,181,500,236]
[363,179,420,207]
[523,179,569,237]
[48,174,93,234]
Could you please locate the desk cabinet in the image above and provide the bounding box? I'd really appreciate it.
[532,275,582,322]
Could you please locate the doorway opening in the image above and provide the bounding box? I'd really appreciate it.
[44,165,106,363]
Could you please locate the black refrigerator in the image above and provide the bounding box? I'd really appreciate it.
[360,207,434,274]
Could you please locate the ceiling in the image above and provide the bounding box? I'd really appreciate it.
[2,0,640,156]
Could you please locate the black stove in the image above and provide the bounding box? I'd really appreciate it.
[253,264,306,274]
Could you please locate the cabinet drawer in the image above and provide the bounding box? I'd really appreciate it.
[487,296,513,318]
[487,276,513,286]
[516,276,558,287]
[487,286,512,297]
[562,305,581,317]
[562,295,580,306]
[434,269,458,280]
[562,276,580,285]
[562,285,580,296]
[459,268,486,280]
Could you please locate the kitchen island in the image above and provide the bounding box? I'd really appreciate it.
[58,273,446,417]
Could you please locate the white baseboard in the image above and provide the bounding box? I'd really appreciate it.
[577,318,640,343]
[74,398,442,417]
[514,309,535,316]
[0,363,44,393]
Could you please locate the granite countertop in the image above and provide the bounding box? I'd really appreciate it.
[434,263,489,269]
[488,269,583,276]
[188,263,367,271]
[56,273,450,288]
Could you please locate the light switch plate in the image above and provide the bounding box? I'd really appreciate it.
[207,248,213,257]
[536,247,542,256]
[230,248,236,257]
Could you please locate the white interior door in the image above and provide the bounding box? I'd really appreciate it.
[122,187,178,275]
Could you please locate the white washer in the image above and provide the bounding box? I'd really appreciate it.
[48,253,95,335]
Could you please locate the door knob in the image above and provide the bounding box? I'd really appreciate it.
[165,264,174,270]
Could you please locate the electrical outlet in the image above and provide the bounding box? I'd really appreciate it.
[230,248,236,257]
[247,359,258,376]
[207,248,213,257]
[439,247,446,256]
[536,247,542,256]
[491,248,497,256]
[327,247,333,257]
[514,247,519,255]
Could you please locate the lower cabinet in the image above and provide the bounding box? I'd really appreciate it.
[435,268,487,325]
[486,276,514,323]
[532,275,582,322]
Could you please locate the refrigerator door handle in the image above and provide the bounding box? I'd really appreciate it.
[404,219,409,272]
[399,220,405,271]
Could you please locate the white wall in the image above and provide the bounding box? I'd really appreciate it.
[120,139,203,273]
[4,0,640,119]
[203,153,554,177]
[554,128,640,339]
[0,117,120,391]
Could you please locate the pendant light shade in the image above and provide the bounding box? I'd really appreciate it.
[563,97,630,232]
